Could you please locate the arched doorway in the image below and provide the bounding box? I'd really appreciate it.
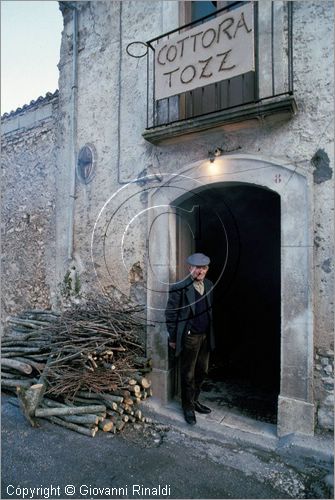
[146,154,314,436]
[175,182,281,423]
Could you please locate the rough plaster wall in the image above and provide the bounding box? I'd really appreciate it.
[293,0,334,430]
[1,104,57,328]
[56,1,334,428]
[56,1,166,304]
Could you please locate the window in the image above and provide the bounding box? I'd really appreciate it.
[191,1,217,21]
[77,145,96,184]
[179,1,256,119]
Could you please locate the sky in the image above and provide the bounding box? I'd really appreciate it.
[1,0,63,114]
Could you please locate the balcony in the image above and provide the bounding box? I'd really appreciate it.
[142,1,296,145]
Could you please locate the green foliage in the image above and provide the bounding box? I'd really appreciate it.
[60,267,81,298]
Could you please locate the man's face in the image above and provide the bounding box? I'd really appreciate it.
[189,265,209,281]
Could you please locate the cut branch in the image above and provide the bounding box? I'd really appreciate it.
[1,358,33,375]
[35,405,106,417]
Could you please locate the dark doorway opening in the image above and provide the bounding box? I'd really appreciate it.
[177,182,281,423]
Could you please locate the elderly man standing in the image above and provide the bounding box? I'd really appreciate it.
[165,253,215,425]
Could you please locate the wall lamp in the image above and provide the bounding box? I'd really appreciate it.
[208,147,223,163]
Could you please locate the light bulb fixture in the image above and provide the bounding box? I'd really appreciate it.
[208,151,215,163]
[208,147,223,163]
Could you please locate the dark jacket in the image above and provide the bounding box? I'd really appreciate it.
[165,276,215,357]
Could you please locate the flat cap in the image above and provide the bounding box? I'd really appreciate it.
[187,253,210,266]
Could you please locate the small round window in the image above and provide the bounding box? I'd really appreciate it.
[77,145,96,184]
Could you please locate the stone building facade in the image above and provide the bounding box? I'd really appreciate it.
[1,1,334,435]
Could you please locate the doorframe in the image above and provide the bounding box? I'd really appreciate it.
[146,153,314,436]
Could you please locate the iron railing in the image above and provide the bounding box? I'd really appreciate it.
[144,1,293,129]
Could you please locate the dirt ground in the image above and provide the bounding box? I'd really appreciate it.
[1,393,333,499]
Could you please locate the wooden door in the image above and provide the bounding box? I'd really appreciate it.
[171,202,198,397]
[175,204,199,281]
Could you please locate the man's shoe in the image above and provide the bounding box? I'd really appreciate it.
[194,401,211,414]
[183,409,196,425]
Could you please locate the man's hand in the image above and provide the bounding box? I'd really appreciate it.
[169,342,176,349]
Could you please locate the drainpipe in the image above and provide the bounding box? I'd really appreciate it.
[60,1,78,262]
[117,1,129,186]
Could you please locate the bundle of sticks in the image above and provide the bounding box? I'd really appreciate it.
[1,299,153,437]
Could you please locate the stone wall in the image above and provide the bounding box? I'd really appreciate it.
[1,92,59,329]
[315,348,334,430]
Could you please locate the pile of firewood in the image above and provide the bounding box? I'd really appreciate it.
[1,299,154,437]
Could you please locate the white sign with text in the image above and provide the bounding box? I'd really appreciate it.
[155,3,254,100]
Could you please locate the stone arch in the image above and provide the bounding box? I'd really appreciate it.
[147,154,314,436]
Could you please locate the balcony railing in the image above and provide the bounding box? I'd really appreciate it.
[143,1,295,142]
